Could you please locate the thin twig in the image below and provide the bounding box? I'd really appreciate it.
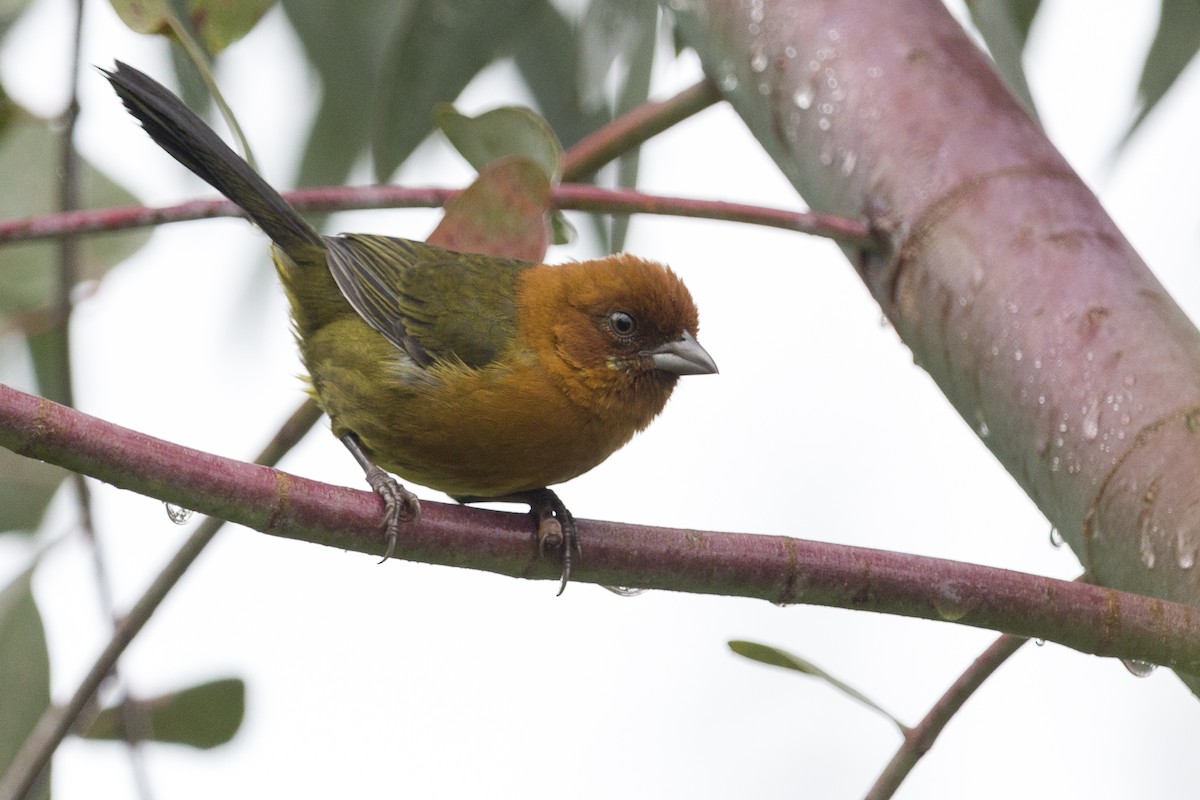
[0,184,874,249]
[0,188,456,243]
[561,79,722,181]
[552,184,875,247]
[55,1,155,796]
[162,15,258,170]
[865,634,1028,800]
[0,398,323,800]
[0,79,725,247]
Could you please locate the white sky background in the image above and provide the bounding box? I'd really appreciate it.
[2,0,1200,797]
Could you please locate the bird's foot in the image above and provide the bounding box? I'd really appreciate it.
[364,465,420,562]
[524,489,579,595]
[533,503,563,555]
[455,488,579,593]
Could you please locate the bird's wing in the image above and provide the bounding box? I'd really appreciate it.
[325,234,527,369]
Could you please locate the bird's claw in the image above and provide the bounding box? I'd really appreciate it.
[526,490,579,595]
[556,513,580,597]
[365,465,420,563]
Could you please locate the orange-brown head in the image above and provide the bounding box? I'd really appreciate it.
[515,253,716,436]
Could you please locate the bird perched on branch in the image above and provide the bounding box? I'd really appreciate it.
[103,61,717,593]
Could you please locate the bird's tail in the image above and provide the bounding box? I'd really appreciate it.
[103,61,324,257]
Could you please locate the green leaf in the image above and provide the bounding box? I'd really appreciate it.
[568,0,659,251]
[113,5,262,163]
[187,0,275,54]
[281,0,409,189]
[578,0,655,111]
[427,157,551,261]
[26,327,70,406]
[167,35,213,118]
[669,13,688,59]
[1123,0,1200,145]
[0,569,51,800]
[609,4,657,252]
[1004,0,1043,45]
[0,82,14,155]
[511,0,610,246]
[0,108,150,326]
[370,0,541,182]
[0,446,67,535]
[728,640,906,731]
[108,0,274,53]
[550,213,577,246]
[108,0,173,36]
[434,104,563,182]
[82,677,245,749]
[0,331,69,534]
[512,0,610,152]
[965,0,1041,123]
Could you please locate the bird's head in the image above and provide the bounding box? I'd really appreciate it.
[517,254,716,428]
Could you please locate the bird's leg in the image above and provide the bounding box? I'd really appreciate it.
[341,433,420,562]
[456,488,579,594]
[521,488,579,596]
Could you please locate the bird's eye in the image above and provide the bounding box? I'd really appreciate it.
[608,310,637,338]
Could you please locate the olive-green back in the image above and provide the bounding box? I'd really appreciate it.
[323,234,529,369]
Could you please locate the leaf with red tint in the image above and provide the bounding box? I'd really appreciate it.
[427,156,551,262]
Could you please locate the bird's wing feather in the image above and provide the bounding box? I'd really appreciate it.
[325,234,528,369]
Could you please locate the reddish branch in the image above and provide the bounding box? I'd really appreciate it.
[0,382,1197,671]
[0,184,873,249]
[866,634,1027,799]
[561,79,722,179]
[672,0,1200,694]
[0,398,324,800]
[552,184,873,246]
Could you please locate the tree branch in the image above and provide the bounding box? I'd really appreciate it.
[865,634,1027,800]
[0,398,323,800]
[561,78,722,180]
[51,0,155,795]
[0,382,1198,670]
[0,184,871,249]
[552,184,873,247]
[672,0,1200,692]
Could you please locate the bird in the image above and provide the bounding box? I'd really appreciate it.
[103,61,717,593]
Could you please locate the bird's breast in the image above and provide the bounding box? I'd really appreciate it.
[312,335,658,498]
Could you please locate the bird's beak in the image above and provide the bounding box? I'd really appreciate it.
[644,331,718,376]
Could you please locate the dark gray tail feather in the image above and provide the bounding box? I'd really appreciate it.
[102,61,323,256]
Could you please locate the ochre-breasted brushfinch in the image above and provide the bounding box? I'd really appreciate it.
[104,62,716,592]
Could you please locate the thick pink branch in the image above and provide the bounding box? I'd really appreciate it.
[0,382,1198,670]
[674,0,1200,691]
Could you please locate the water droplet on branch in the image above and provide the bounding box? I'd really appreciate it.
[792,84,814,110]
[165,503,194,525]
[1121,659,1157,678]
